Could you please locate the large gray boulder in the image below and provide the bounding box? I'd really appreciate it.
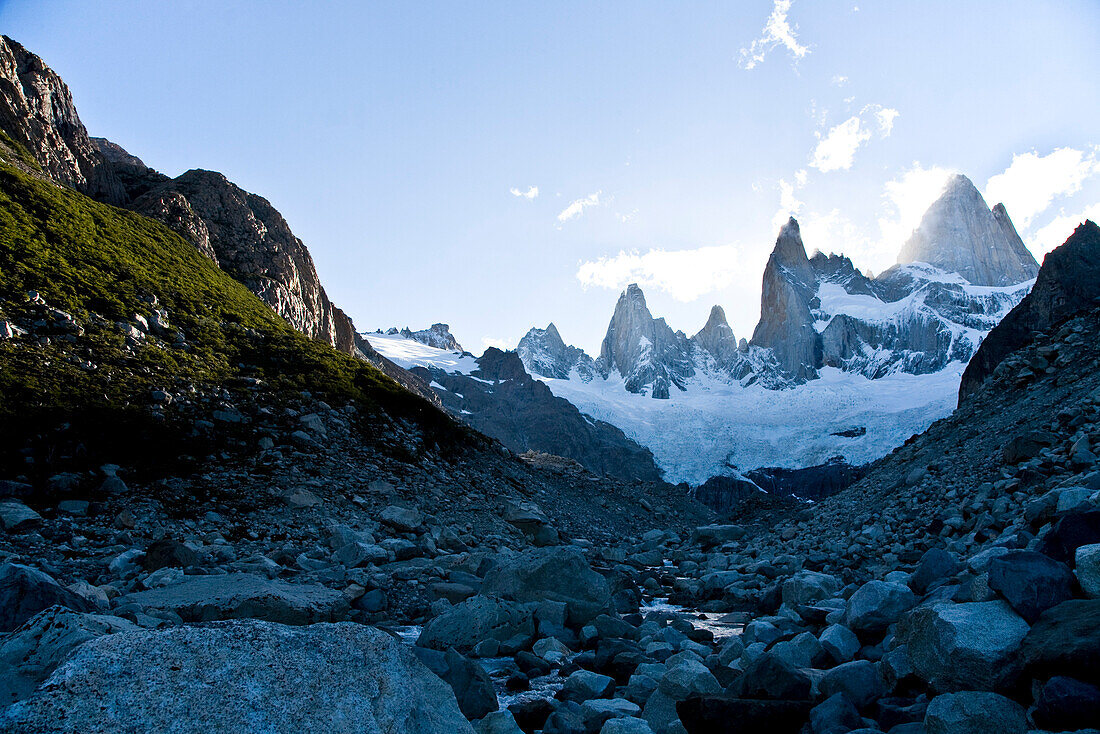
[781,570,841,608]
[411,647,497,720]
[123,573,349,625]
[481,547,611,625]
[0,620,474,733]
[897,601,1029,692]
[0,563,94,632]
[923,691,1026,734]
[0,606,138,704]
[416,595,534,653]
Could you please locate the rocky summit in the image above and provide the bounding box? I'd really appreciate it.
[2,29,1100,734]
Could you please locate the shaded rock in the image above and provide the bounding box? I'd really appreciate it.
[909,549,961,594]
[1036,509,1100,565]
[140,539,199,572]
[0,563,93,632]
[809,693,863,734]
[561,669,615,702]
[923,691,1025,734]
[0,500,40,532]
[819,624,860,664]
[123,573,349,625]
[381,504,422,532]
[411,646,498,720]
[737,652,812,701]
[896,601,1028,692]
[1031,675,1100,732]
[0,606,137,704]
[417,595,534,654]
[986,550,1074,622]
[843,580,917,631]
[781,570,841,608]
[818,660,885,709]
[1018,599,1100,684]
[0,620,474,733]
[482,547,610,625]
[676,697,813,734]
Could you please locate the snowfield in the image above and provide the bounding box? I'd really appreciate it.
[365,330,973,486]
[361,332,479,374]
[537,366,964,485]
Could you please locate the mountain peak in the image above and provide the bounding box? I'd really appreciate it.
[896,173,1039,286]
[704,305,728,330]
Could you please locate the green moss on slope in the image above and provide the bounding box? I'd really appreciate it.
[0,161,466,470]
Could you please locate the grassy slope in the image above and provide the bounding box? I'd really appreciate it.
[0,161,467,474]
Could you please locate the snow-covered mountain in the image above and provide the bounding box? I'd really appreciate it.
[514,174,1038,482]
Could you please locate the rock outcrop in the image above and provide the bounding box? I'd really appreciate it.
[597,284,696,398]
[0,36,124,204]
[960,220,1100,403]
[692,306,742,372]
[401,323,464,352]
[750,218,822,381]
[897,174,1038,287]
[517,323,597,380]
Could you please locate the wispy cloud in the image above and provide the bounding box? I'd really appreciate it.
[509,185,539,200]
[576,245,746,302]
[810,116,871,172]
[772,176,805,232]
[557,191,602,224]
[809,104,899,172]
[877,162,958,248]
[985,147,1100,229]
[739,0,810,70]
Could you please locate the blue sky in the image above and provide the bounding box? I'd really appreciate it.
[3,1,1099,353]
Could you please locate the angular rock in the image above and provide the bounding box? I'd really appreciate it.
[781,570,841,608]
[123,573,349,625]
[986,550,1074,622]
[1031,675,1100,732]
[561,670,615,702]
[0,620,474,733]
[411,646,498,720]
[676,697,813,734]
[0,606,137,704]
[818,660,885,709]
[0,500,40,532]
[481,547,610,625]
[1018,599,1100,684]
[381,505,422,532]
[843,580,917,631]
[923,691,1026,734]
[416,595,534,654]
[896,601,1029,692]
[0,563,93,632]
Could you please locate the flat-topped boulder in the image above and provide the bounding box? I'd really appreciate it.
[124,573,349,625]
[0,620,474,733]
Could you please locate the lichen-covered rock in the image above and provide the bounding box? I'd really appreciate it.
[0,620,474,733]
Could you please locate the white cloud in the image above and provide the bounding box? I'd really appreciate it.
[557,191,602,224]
[738,0,810,70]
[1032,204,1100,256]
[481,336,514,351]
[794,168,808,187]
[809,104,898,173]
[772,178,805,232]
[509,185,539,200]
[616,208,639,223]
[874,107,899,136]
[577,244,748,302]
[877,162,958,249]
[984,147,1100,229]
[831,75,848,87]
[810,116,871,172]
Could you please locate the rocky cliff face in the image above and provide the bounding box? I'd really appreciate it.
[897,174,1038,286]
[516,323,596,381]
[960,220,1100,403]
[0,36,124,205]
[0,37,378,363]
[750,218,823,381]
[596,284,697,398]
[692,306,740,370]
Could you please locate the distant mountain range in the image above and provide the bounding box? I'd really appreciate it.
[367,174,1040,484]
